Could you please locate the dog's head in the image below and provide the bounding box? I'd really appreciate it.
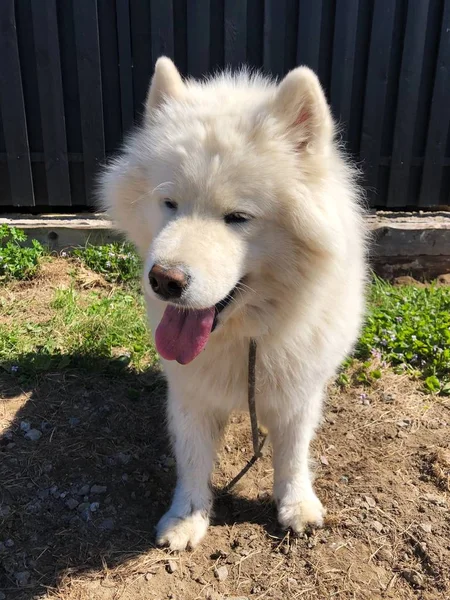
[101,58,347,364]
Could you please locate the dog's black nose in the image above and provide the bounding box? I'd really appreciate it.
[149,264,188,299]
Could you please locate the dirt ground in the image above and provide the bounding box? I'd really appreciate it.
[1,269,450,600]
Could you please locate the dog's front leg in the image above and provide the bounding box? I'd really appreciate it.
[156,390,227,550]
[269,391,326,534]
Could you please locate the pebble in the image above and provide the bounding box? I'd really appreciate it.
[371,520,384,533]
[0,506,11,518]
[364,495,376,508]
[7,442,16,449]
[20,421,31,432]
[402,569,423,587]
[90,485,107,494]
[117,452,132,465]
[382,393,395,404]
[15,570,30,586]
[24,429,42,441]
[90,502,100,512]
[77,502,90,512]
[320,455,329,466]
[99,518,115,531]
[214,565,229,581]
[78,484,90,496]
[167,560,178,574]
[121,473,129,482]
[66,498,79,510]
[224,445,232,453]
[419,522,432,533]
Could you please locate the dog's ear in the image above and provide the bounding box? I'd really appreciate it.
[145,57,185,115]
[272,67,333,152]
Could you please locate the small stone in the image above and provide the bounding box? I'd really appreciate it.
[214,565,228,582]
[77,502,90,512]
[224,445,232,453]
[371,520,384,533]
[402,569,423,587]
[364,495,376,508]
[167,560,178,574]
[5,538,15,548]
[419,522,432,533]
[145,572,153,581]
[99,518,115,531]
[66,498,79,510]
[117,452,131,465]
[362,398,370,406]
[37,488,50,500]
[20,421,31,432]
[382,393,395,404]
[421,493,446,507]
[377,547,393,562]
[320,455,329,466]
[0,506,11,517]
[78,484,90,496]
[60,491,67,499]
[15,570,30,586]
[397,420,409,428]
[7,442,15,449]
[90,485,107,494]
[24,429,42,441]
[90,502,100,512]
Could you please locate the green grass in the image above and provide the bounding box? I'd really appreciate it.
[1,229,449,393]
[0,224,44,281]
[73,242,141,283]
[0,285,157,376]
[355,277,450,394]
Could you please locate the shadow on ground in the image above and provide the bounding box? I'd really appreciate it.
[0,353,274,599]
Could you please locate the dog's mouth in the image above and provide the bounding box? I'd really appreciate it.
[155,282,240,365]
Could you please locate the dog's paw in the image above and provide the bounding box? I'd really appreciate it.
[277,494,326,534]
[156,510,209,551]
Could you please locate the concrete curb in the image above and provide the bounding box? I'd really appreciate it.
[2,211,450,279]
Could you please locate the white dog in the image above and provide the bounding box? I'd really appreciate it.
[101,57,367,551]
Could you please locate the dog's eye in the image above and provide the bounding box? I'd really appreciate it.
[164,198,178,211]
[224,212,252,225]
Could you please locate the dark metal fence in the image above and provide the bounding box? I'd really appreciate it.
[1,0,449,212]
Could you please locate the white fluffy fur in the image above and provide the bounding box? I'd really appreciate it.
[100,57,367,550]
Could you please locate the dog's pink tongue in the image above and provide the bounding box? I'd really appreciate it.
[155,305,215,364]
